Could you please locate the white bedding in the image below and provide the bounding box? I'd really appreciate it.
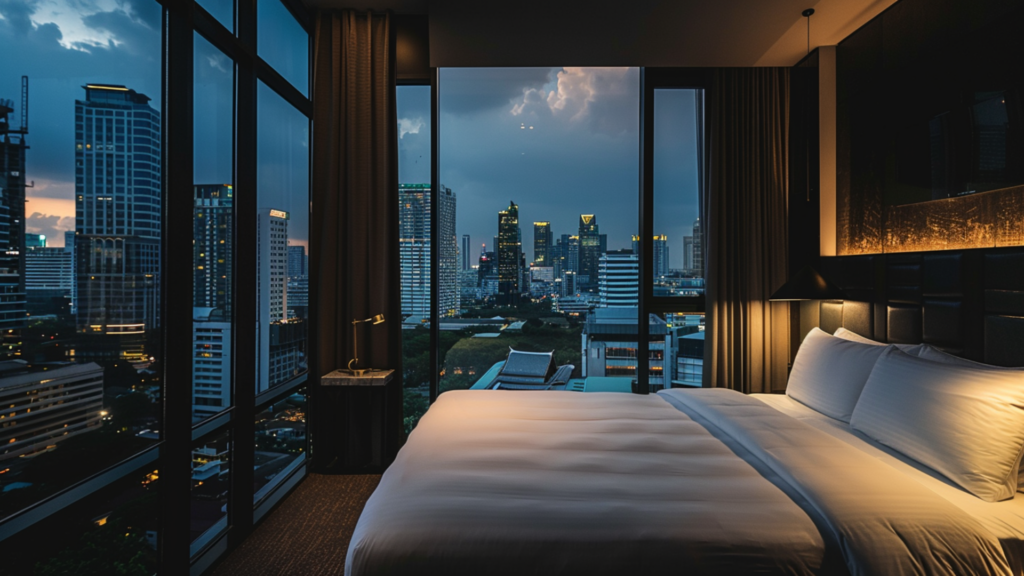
[346,389,1013,576]
[754,392,1024,573]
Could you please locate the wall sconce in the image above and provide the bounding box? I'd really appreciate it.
[348,314,385,376]
[769,265,843,301]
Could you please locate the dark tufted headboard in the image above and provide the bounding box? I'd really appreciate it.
[817,249,1024,367]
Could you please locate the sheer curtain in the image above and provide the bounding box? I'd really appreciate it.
[311,10,403,464]
[703,68,791,393]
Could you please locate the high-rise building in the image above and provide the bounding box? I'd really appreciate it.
[25,246,74,315]
[582,308,673,391]
[578,214,601,290]
[194,185,233,313]
[438,186,458,317]
[287,245,307,279]
[398,184,458,317]
[533,222,552,266]
[74,84,161,363]
[399,184,430,317]
[286,276,309,319]
[631,235,670,278]
[461,234,470,271]
[193,185,233,418]
[25,234,45,249]
[257,208,290,393]
[0,90,28,359]
[683,236,694,271]
[692,218,703,278]
[497,201,522,305]
[599,250,639,307]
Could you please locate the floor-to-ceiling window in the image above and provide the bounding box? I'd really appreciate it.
[398,68,705,432]
[0,0,311,570]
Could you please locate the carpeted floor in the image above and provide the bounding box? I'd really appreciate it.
[211,474,381,576]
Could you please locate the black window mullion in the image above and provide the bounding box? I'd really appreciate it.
[162,1,195,573]
[637,68,651,394]
[228,0,258,549]
[429,68,440,403]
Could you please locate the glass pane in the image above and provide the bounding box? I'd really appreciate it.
[191,430,231,554]
[257,0,309,97]
[397,85,432,433]
[193,33,235,424]
[1,0,163,517]
[661,312,706,387]
[437,68,639,396]
[254,389,306,501]
[652,89,705,297]
[198,0,234,33]
[1,467,159,574]
[256,81,309,394]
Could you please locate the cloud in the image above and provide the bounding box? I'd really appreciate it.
[26,212,75,245]
[440,67,553,116]
[510,67,638,135]
[398,117,424,139]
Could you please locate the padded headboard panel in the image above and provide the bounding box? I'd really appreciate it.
[818,248,1024,367]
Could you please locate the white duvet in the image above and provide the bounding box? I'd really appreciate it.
[345,389,1013,576]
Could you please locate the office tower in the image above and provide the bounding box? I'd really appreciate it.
[25,246,74,315]
[692,218,703,278]
[287,245,307,279]
[598,250,639,307]
[194,185,233,312]
[533,222,552,265]
[0,89,27,359]
[492,236,498,255]
[64,231,77,313]
[0,363,104,461]
[578,214,601,290]
[683,236,694,271]
[477,251,498,298]
[631,235,670,278]
[438,186,459,317]
[497,201,522,305]
[583,309,672,391]
[286,276,309,319]
[257,208,291,393]
[399,184,430,317]
[74,84,161,363]
[461,234,470,271]
[25,234,45,249]
[529,265,555,296]
[193,185,233,418]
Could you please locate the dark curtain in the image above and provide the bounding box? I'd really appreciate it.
[703,68,791,393]
[310,10,402,468]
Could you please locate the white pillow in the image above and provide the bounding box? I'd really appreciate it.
[851,347,1024,502]
[913,345,1024,492]
[833,327,927,356]
[787,327,893,422]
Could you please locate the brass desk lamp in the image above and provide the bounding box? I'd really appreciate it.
[348,314,385,376]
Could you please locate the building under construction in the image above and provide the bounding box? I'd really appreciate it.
[0,77,28,360]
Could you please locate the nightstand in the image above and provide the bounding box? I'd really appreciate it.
[321,369,394,472]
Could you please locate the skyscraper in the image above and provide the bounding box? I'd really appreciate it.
[496,201,522,305]
[438,186,458,317]
[533,221,552,265]
[461,234,470,271]
[25,245,74,316]
[194,185,233,313]
[631,235,670,278]
[398,184,458,318]
[692,218,704,278]
[74,84,161,363]
[193,185,233,418]
[399,184,430,317]
[257,208,291,393]
[287,245,307,279]
[578,214,601,290]
[0,87,27,359]
[599,250,639,307]
[683,236,694,271]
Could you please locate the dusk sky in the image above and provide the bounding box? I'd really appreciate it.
[398,67,701,269]
[2,0,309,248]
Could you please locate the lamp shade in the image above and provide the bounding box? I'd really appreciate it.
[769,265,843,301]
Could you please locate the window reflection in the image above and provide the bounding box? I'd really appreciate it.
[254,390,307,501]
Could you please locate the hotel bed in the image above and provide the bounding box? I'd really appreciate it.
[345,331,1024,576]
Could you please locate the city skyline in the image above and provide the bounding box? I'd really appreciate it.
[398,68,701,269]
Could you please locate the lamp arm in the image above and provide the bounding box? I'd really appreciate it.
[350,322,359,371]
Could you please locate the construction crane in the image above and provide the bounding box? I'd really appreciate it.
[0,76,28,136]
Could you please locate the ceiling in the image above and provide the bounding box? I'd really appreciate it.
[302,0,898,67]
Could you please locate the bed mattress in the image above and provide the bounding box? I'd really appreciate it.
[345,389,1013,576]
